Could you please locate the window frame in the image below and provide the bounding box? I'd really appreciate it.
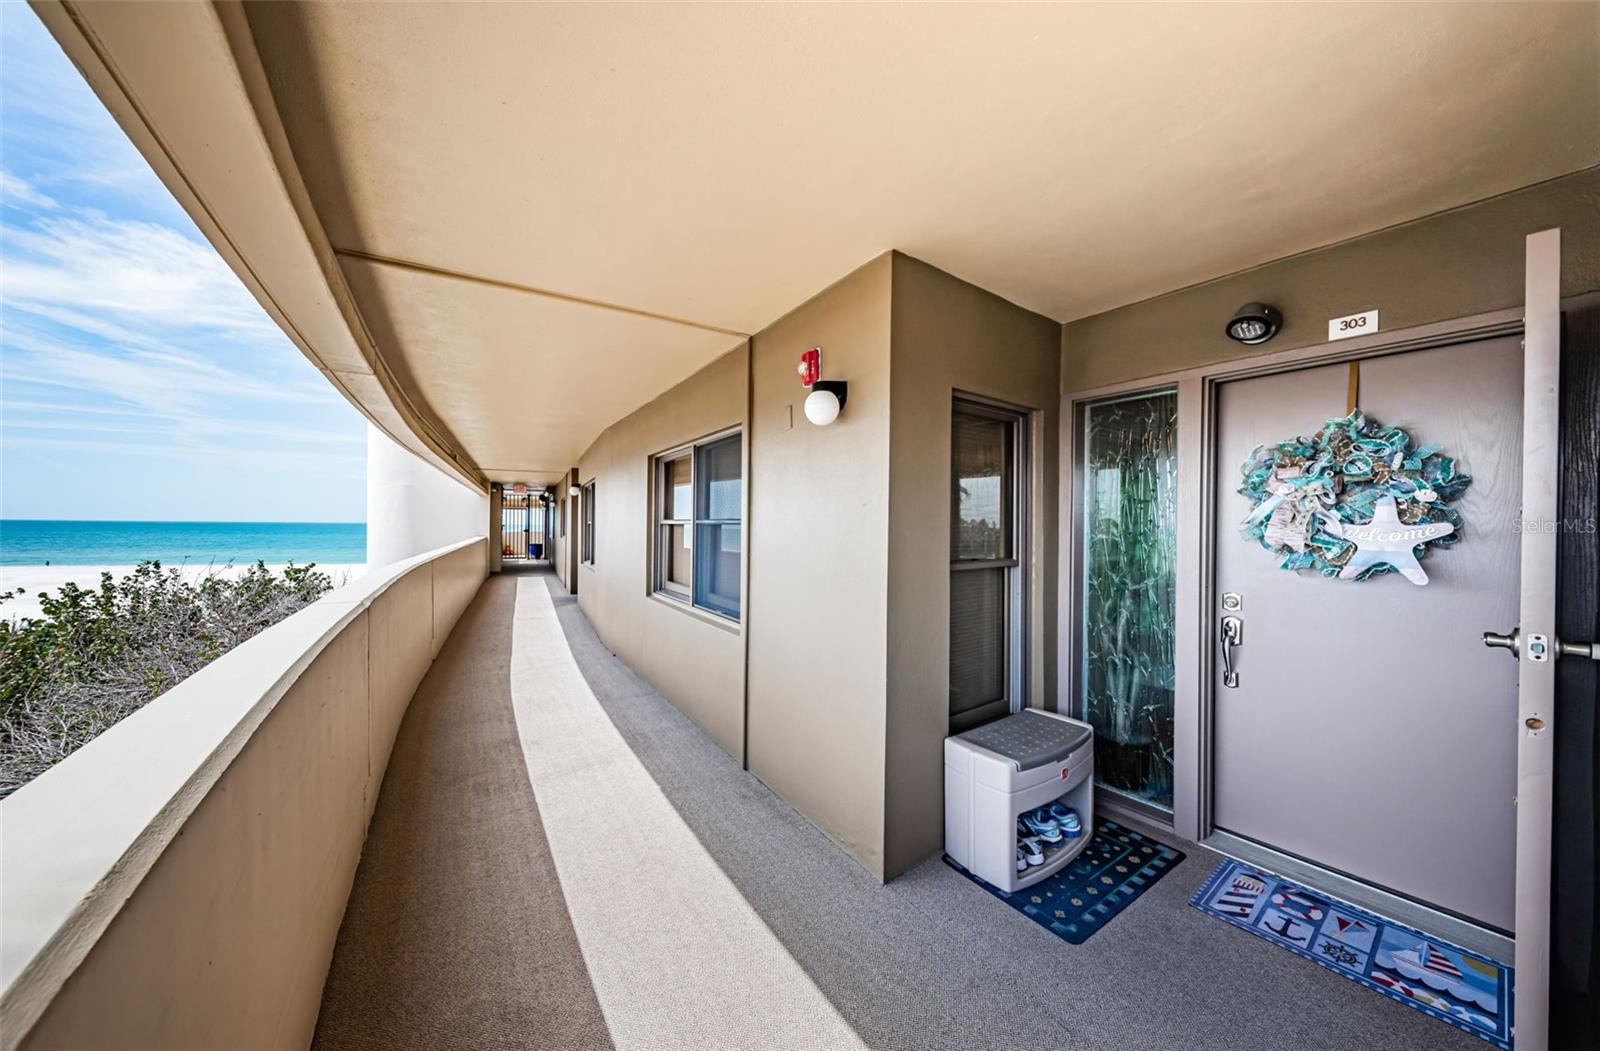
[949,395,1030,735]
[581,481,596,565]
[655,449,694,600]
[1073,386,1179,816]
[650,427,743,623]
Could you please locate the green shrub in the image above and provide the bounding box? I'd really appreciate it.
[0,561,335,798]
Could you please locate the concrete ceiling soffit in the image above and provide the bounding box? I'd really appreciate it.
[237,2,1599,329]
[30,0,484,491]
[335,252,747,481]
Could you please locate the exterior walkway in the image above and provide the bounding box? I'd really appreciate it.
[314,566,1481,1051]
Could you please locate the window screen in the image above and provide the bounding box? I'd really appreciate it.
[693,434,742,619]
[658,454,692,595]
[581,482,595,564]
[950,402,1020,731]
[952,412,1013,561]
[949,567,1006,715]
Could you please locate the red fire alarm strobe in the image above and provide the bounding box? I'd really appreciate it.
[798,347,821,388]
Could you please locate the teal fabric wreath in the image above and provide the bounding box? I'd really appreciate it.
[1239,410,1471,579]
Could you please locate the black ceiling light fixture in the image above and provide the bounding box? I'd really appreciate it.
[1225,302,1283,345]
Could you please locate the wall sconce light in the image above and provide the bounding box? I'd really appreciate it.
[1225,302,1283,345]
[804,380,849,426]
[568,484,580,496]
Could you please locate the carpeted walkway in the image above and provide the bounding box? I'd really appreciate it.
[312,569,611,1051]
[315,565,1484,1051]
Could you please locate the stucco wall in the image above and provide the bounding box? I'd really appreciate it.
[1063,166,1600,390]
[884,254,1061,878]
[550,469,578,595]
[576,348,750,761]
[365,423,488,570]
[364,563,434,810]
[746,255,895,878]
[488,485,503,574]
[11,540,488,1051]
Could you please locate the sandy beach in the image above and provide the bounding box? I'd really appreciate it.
[0,563,367,622]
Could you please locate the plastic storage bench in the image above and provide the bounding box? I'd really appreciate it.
[944,709,1095,892]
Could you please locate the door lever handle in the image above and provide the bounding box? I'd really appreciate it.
[1482,627,1599,662]
[1557,638,1599,662]
[1482,628,1520,658]
[1220,615,1243,688]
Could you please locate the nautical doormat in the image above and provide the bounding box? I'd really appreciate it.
[945,820,1183,944]
[1190,859,1512,1049]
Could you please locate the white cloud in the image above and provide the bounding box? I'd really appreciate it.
[0,170,56,211]
[0,212,344,426]
[0,432,362,474]
[1,321,329,414]
[0,3,365,521]
[1,215,276,335]
[1,7,159,205]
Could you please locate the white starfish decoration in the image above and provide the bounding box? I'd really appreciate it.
[1319,495,1454,585]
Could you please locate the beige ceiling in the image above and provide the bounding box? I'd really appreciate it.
[337,254,742,482]
[56,2,1600,487]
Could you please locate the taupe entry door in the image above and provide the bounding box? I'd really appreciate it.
[1211,335,1523,931]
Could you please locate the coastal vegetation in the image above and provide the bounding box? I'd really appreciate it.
[0,561,335,798]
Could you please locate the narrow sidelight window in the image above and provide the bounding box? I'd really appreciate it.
[581,481,596,564]
[652,430,742,621]
[950,399,1026,734]
[1078,389,1177,811]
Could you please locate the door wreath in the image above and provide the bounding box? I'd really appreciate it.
[1238,410,1470,586]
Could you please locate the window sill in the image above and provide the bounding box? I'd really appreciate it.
[648,591,741,635]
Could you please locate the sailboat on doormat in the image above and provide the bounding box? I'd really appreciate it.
[1190,859,1512,1049]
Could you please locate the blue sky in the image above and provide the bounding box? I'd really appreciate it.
[0,5,365,523]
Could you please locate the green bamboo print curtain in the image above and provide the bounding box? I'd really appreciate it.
[1081,391,1178,810]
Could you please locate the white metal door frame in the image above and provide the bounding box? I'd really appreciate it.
[1512,227,1561,1051]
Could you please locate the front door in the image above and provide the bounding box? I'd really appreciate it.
[1210,335,1523,932]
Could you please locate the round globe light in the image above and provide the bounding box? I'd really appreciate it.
[804,388,841,426]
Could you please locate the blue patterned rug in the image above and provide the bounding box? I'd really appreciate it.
[1191,859,1512,1049]
[944,820,1184,944]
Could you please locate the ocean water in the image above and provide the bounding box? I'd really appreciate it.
[0,520,366,567]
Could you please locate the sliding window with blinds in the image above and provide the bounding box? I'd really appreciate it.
[950,398,1027,734]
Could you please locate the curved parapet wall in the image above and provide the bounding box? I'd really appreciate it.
[366,424,490,571]
[0,537,488,1051]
